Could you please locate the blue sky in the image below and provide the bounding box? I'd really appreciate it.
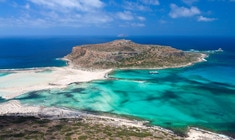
[0,0,235,36]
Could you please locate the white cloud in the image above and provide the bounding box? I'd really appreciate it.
[0,0,112,28]
[29,0,104,12]
[124,0,159,11]
[198,16,216,22]
[117,11,134,21]
[182,0,198,5]
[131,23,145,27]
[26,0,111,26]
[0,17,49,27]
[141,0,160,5]
[119,22,145,27]
[25,3,30,9]
[158,19,167,24]
[137,16,146,21]
[124,1,150,11]
[169,4,200,18]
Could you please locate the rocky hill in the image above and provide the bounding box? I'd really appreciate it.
[65,40,202,69]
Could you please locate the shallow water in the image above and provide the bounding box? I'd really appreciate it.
[1,36,235,136]
[13,52,235,136]
[0,72,12,77]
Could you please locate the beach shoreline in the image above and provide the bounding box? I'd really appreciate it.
[0,100,232,140]
[0,65,112,100]
[0,52,207,100]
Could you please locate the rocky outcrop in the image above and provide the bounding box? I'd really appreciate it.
[65,40,201,69]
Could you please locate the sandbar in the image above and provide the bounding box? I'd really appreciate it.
[0,66,111,99]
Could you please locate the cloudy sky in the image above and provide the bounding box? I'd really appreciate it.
[0,0,235,36]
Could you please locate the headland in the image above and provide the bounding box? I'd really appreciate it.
[65,39,206,69]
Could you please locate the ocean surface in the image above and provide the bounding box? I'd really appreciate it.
[0,36,235,137]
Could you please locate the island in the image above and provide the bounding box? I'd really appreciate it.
[65,39,205,69]
[0,40,231,140]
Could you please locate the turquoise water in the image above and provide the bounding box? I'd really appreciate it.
[13,52,235,137]
[0,72,12,77]
[1,36,235,137]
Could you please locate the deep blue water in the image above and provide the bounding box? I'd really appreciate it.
[0,36,115,69]
[1,36,235,137]
[0,36,234,69]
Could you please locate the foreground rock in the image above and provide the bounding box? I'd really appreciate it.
[66,40,203,69]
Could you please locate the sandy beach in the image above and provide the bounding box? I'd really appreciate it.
[0,66,112,99]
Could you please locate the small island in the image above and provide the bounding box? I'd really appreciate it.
[65,40,205,69]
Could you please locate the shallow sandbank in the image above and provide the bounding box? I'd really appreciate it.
[0,66,111,99]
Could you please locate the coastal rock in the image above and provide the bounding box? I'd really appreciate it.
[65,40,202,69]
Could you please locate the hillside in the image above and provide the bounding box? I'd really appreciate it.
[65,40,202,69]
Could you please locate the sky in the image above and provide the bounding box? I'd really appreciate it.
[0,0,235,36]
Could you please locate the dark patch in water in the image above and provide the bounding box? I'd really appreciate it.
[113,90,128,97]
[161,91,179,99]
[164,122,172,125]
[158,75,182,83]
[65,93,73,98]
[0,97,6,103]
[72,88,85,93]
[211,81,235,88]
[69,82,82,85]
[15,91,46,100]
[118,70,143,74]
[196,82,235,95]
[145,95,161,101]
[120,99,129,105]
[56,92,70,95]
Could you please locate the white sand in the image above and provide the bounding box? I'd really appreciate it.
[0,66,112,99]
[186,127,231,140]
[0,100,40,115]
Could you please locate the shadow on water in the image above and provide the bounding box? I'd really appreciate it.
[64,93,73,98]
[161,90,179,99]
[143,90,179,103]
[71,88,86,93]
[15,90,47,100]
[0,97,6,103]
[194,82,235,95]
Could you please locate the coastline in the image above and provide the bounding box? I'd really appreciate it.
[0,65,112,100]
[0,100,232,140]
[1,53,232,139]
[0,52,207,100]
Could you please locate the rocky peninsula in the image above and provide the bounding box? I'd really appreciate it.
[65,39,204,69]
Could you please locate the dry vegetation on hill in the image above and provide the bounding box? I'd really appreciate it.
[0,116,183,140]
[66,40,201,69]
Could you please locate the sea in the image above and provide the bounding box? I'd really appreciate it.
[0,36,235,137]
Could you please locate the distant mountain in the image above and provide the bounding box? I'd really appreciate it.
[65,40,202,69]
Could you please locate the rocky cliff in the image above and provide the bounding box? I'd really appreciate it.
[65,40,201,69]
